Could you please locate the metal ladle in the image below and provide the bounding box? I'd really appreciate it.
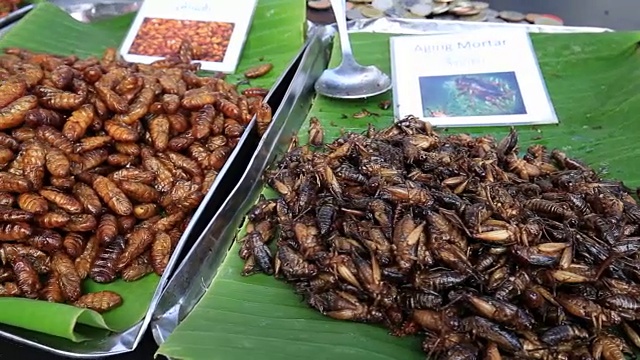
[314,0,392,99]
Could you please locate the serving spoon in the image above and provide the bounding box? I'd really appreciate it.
[314,0,392,99]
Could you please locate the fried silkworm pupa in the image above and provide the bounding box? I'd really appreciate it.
[35,210,70,229]
[96,213,119,245]
[62,103,94,141]
[215,99,240,121]
[91,175,133,216]
[244,63,273,79]
[74,235,99,280]
[63,214,98,232]
[180,89,218,110]
[192,105,214,139]
[38,187,83,214]
[24,108,64,129]
[0,171,31,192]
[117,215,137,234]
[0,205,33,222]
[74,135,112,153]
[113,141,140,156]
[74,290,123,313]
[241,87,269,98]
[121,252,153,282]
[134,203,158,220]
[0,222,31,241]
[108,167,155,185]
[22,140,47,190]
[117,181,160,203]
[149,114,170,151]
[63,233,85,259]
[0,79,26,109]
[51,251,81,301]
[116,227,154,271]
[40,274,64,303]
[1,244,50,274]
[0,95,38,130]
[161,94,180,114]
[90,235,125,283]
[150,231,173,275]
[72,182,102,215]
[10,255,41,298]
[49,176,75,190]
[44,148,71,178]
[27,229,62,252]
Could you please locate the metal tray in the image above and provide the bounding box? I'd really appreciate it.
[0,2,307,358]
[149,17,614,351]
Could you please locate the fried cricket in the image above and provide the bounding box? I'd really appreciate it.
[240,118,640,358]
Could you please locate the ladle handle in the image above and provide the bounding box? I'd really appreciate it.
[329,0,357,67]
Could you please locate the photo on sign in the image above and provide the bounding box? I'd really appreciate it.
[129,18,235,63]
[419,72,527,118]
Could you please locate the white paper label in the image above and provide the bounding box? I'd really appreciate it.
[119,0,258,73]
[390,30,558,127]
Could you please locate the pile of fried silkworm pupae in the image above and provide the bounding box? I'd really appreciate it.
[241,116,640,360]
[0,42,273,313]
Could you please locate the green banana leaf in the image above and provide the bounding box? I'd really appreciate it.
[0,0,305,342]
[157,31,640,360]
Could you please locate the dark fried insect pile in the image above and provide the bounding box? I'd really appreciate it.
[0,43,273,314]
[240,116,640,360]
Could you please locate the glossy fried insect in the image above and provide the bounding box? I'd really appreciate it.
[74,290,123,313]
[244,63,273,79]
[72,182,103,215]
[0,95,38,130]
[240,120,640,358]
[10,255,41,298]
[91,175,133,216]
[62,233,85,259]
[241,87,269,98]
[0,79,26,109]
[255,102,272,136]
[121,252,153,282]
[134,203,158,219]
[0,172,31,192]
[75,235,99,279]
[35,211,70,229]
[308,117,324,146]
[150,231,172,275]
[41,273,64,303]
[24,108,63,129]
[116,227,154,271]
[39,187,83,214]
[51,251,81,301]
[62,103,94,141]
[45,147,71,177]
[90,235,125,283]
[16,193,48,214]
[0,222,31,241]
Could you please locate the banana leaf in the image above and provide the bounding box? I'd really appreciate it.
[157,31,640,360]
[0,0,305,342]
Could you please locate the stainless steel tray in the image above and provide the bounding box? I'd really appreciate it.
[0,2,307,358]
[149,18,614,351]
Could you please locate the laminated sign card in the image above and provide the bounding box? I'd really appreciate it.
[119,0,258,73]
[390,30,558,127]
